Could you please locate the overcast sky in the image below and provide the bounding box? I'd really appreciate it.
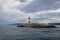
[0,0,60,24]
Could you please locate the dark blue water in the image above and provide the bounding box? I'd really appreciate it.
[0,25,60,40]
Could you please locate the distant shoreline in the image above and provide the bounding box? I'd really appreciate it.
[11,23,60,25]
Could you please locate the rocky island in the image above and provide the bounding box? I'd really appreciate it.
[17,17,56,28]
[17,23,56,28]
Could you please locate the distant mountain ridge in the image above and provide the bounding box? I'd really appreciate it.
[49,23,60,25]
[10,23,21,25]
[11,23,60,25]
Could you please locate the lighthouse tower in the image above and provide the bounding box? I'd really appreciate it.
[28,16,31,24]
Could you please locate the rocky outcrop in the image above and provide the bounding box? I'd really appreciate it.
[17,23,56,28]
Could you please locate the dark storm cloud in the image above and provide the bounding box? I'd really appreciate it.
[20,0,60,13]
[19,0,25,2]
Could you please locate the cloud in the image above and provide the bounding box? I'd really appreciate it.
[0,0,35,23]
[19,0,34,9]
[35,8,60,15]
[20,0,60,13]
[0,0,60,24]
[33,9,60,23]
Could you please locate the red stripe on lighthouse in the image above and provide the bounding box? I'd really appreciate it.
[28,16,30,24]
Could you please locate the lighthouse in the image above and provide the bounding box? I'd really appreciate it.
[28,16,31,24]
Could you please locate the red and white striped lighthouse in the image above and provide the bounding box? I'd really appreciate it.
[28,16,31,24]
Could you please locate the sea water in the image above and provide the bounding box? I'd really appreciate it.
[0,25,60,40]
